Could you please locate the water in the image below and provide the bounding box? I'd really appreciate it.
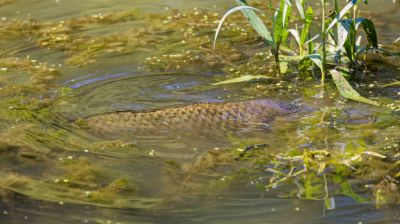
[0,0,399,223]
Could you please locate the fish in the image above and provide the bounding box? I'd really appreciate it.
[84,99,300,139]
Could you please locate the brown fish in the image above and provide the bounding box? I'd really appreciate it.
[85,99,299,139]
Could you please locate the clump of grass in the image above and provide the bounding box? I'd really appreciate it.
[213,0,398,106]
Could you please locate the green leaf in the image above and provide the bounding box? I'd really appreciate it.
[339,180,368,203]
[306,53,324,73]
[282,0,291,27]
[343,20,356,62]
[294,0,305,19]
[326,0,358,33]
[361,19,378,48]
[300,6,313,46]
[212,75,273,85]
[288,29,301,47]
[324,197,336,210]
[273,0,292,45]
[235,0,275,46]
[330,69,379,106]
[336,19,352,51]
[382,81,400,87]
[213,5,272,48]
[280,61,289,74]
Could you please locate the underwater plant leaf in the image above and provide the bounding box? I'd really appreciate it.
[339,180,368,203]
[326,0,358,33]
[0,172,162,209]
[361,19,378,48]
[382,81,400,87]
[280,61,289,74]
[213,5,270,48]
[212,75,273,85]
[235,0,275,45]
[325,197,336,210]
[304,175,324,200]
[330,69,379,106]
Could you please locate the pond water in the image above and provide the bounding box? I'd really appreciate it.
[0,0,399,223]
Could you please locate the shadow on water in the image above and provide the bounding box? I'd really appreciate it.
[0,0,399,223]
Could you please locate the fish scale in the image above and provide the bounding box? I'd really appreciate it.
[84,99,298,139]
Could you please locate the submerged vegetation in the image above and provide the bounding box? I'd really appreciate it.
[0,0,399,222]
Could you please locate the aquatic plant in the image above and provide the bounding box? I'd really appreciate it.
[213,0,397,106]
[163,107,400,209]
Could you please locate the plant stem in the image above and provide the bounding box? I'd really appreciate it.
[353,4,358,67]
[321,0,326,85]
[272,46,281,77]
[334,0,341,63]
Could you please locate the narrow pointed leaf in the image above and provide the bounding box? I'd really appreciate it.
[336,18,366,52]
[361,19,378,48]
[326,0,358,33]
[213,5,267,48]
[236,0,274,45]
[330,69,379,106]
[274,0,292,44]
[336,20,351,51]
[325,197,336,210]
[283,0,291,27]
[344,20,357,62]
[300,6,313,45]
[212,75,273,85]
[305,34,319,44]
[306,54,324,73]
[288,29,301,47]
[294,0,305,19]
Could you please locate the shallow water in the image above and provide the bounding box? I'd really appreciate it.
[0,0,399,224]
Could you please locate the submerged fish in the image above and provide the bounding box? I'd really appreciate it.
[85,99,300,139]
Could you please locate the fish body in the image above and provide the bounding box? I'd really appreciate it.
[85,99,298,139]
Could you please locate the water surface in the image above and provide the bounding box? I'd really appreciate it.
[0,0,399,223]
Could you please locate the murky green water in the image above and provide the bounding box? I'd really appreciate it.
[0,0,399,223]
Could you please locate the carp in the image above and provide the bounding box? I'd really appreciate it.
[85,99,300,139]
